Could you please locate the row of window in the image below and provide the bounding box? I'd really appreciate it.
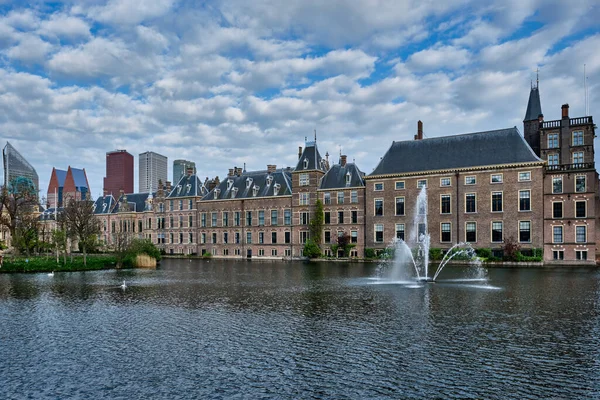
[203,248,293,257]
[153,232,194,245]
[319,190,360,205]
[552,225,588,243]
[373,191,532,216]
[552,201,588,218]
[552,175,586,193]
[200,231,292,245]
[373,221,533,244]
[373,171,533,191]
[547,152,586,166]
[200,210,293,227]
[323,210,359,224]
[546,131,585,149]
[552,250,588,261]
[164,199,194,212]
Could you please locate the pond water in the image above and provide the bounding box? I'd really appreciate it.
[1,259,599,399]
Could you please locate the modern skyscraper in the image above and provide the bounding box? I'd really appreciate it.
[173,159,196,184]
[2,142,39,194]
[139,151,168,193]
[104,150,134,196]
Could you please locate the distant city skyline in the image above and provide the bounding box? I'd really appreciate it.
[0,1,598,195]
[139,151,168,194]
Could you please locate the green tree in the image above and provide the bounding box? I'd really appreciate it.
[303,239,321,259]
[52,228,68,265]
[309,199,324,247]
[0,178,39,253]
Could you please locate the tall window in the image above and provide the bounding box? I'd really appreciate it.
[575,201,586,218]
[223,232,228,244]
[491,192,503,212]
[338,211,344,224]
[395,197,405,216]
[300,212,309,225]
[337,192,345,204]
[553,226,563,243]
[246,232,252,244]
[285,231,291,244]
[441,223,451,242]
[552,177,562,194]
[212,233,217,244]
[324,212,330,224]
[548,133,559,148]
[246,211,252,226]
[299,173,309,186]
[374,199,384,216]
[575,176,586,192]
[553,202,563,219]
[271,210,278,225]
[201,213,207,227]
[573,131,584,146]
[519,221,531,242]
[324,231,331,243]
[466,222,476,242]
[465,193,476,213]
[374,224,384,243]
[189,215,193,227]
[324,192,331,204]
[395,224,405,240]
[492,222,503,242]
[441,195,451,214]
[572,152,584,165]
[351,231,358,243]
[211,212,217,227]
[235,232,240,244]
[548,154,559,165]
[351,211,358,224]
[284,209,291,225]
[351,191,358,204]
[576,226,587,243]
[234,212,241,226]
[223,212,229,227]
[299,232,309,244]
[519,190,531,211]
[258,210,265,226]
[299,192,310,205]
[259,232,264,244]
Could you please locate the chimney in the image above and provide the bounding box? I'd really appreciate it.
[415,120,423,140]
[235,167,242,176]
[166,181,171,192]
[228,168,234,177]
[538,113,544,123]
[340,155,347,166]
[103,189,107,197]
[562,104,569,119]
[186,167,194,176]
[267,164,277,173]
[298,146,303,159]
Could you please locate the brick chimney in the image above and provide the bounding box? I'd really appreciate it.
[414,120,423,140]
[235,167,242,177]
[562,104,569,119]
[267,164,277,173]
[166,181,171,192]
[538,113,544,123]
[298,146,303,159]
[186,167,194,176]
[340,155,347,166]
[228,168,234,177]
[103,189,107,197]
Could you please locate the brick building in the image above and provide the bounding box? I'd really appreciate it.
[365,123,545,255]
[47,166,90,207]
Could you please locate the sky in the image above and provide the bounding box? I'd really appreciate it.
[0,0,599,199]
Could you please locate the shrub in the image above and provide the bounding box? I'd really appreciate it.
[429,248,443,261]
[476,248,492,259]
[364,248,377,259]
[202,252,212,259]
[303,239,321,259]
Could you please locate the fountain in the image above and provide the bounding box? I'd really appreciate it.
[380,186,482,283]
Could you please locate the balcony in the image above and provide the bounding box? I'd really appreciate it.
[546,162,595,172]
[541,116,593,129]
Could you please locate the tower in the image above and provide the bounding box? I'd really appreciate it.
[523,75,543,156]
[139,151,168,193]
[104,150,134,197]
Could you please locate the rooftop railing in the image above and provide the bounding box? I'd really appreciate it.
[546,162,595,172]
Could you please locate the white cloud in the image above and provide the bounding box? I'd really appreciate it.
[5,33,52,63]
[39,14,91,39]
[408,46,471,71]
[81,0,175,25]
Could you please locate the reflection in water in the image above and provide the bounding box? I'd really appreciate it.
[0,260,599,399]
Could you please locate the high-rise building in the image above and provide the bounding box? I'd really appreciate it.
[104,150,134,197]
[173,159,196,184]
[2,142,39,195]
[139,151,168,193]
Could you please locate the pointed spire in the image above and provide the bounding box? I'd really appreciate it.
[524,73,542,122]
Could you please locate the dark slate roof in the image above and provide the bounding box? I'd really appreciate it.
[167,174,208,198]
[320,163,365,189]
[202,169,292,201]
[55,169,67,186]
[93,195,116,214]
[524,86,542,121]
[370,127,542,176]
[40,207,63,221]
[71,168,89,189]
[295,141,327,172]
[112,192,153,213]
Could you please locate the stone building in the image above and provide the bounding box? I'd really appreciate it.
[365,122,545,255]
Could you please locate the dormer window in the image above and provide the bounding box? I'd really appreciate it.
[185,184,192,194]
[246,177,253,188]
[227,179,234,190]
[345,172,351,185]
[303,158,309,169]
[176,185,182,195]
[231,187,238,198]
[273,183,281,196]
[253,185,260,197]
[214,189,221,199]
[266,176,273,186]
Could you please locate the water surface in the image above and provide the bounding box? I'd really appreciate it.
[1,260,599,399]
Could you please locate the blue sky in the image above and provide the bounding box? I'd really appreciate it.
[0,0,599,198]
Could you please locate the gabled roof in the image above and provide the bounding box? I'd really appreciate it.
[112,192,153,213]
[55,169,67,186]
[370,127,542,177]
[295,141,327,172]
[93,195,116,214]
[70,168,89,189]
[524,86,542,121]
[320,163,365,189]
[167,174,208,198]
[202,169,293,201]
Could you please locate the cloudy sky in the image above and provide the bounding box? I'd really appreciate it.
[1,0,599,198]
